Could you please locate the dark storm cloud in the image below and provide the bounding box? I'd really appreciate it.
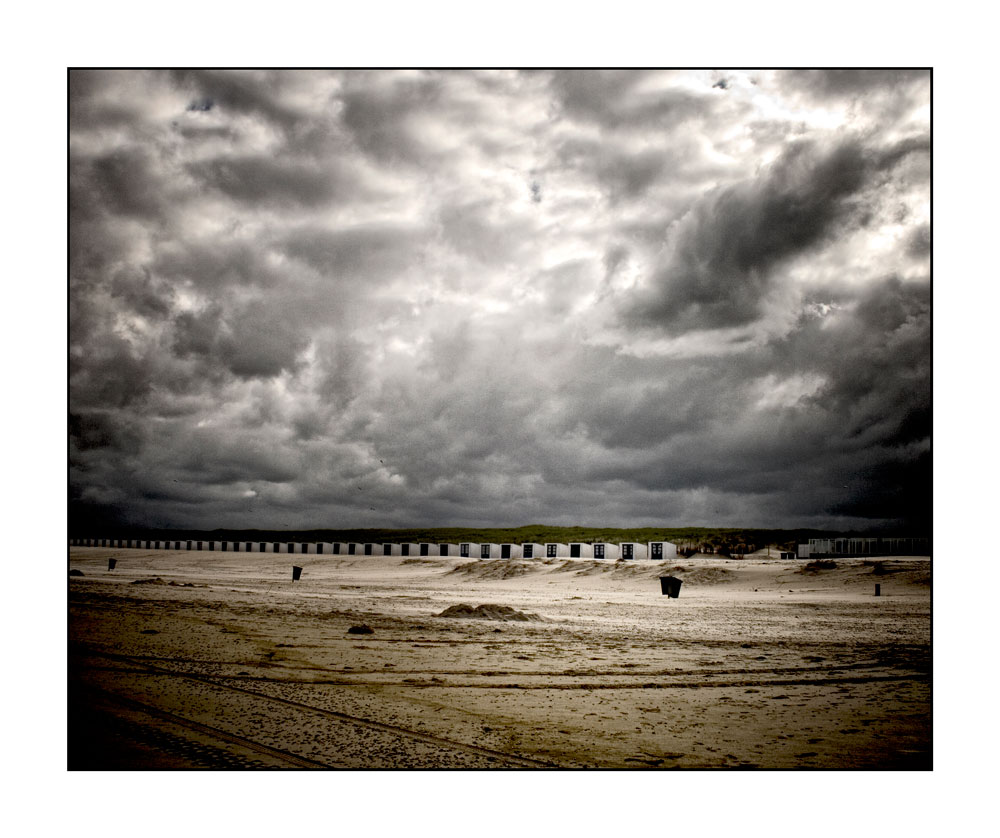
[339,72,447,164]
[172,301,310,380]
[90,146,172,221]
[548,69,707,129]
[280,223,427,283]
[169,68,311,133]
[188,154,348,208]
[621,134,928,333]
[69,70,931,533]
[780,69,928,100]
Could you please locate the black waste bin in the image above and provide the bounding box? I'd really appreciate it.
[292,565,303,581]
[659,576,682,598]
[108,558,117,571]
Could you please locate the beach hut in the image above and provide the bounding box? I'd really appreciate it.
[346,542,364,556]
[647,541,678,561]
[459,542,481,559]
[618,542,648,560]
[521,543,544,559]
[567,543,595,558]
[498,543,523,559]
[438,543,461,557]
[544,543,571,558]
[386,542,418,556]
[591,542,619,560]
[479,543,502,559]
[418,543,434,557]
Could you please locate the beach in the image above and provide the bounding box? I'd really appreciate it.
[68,547,931,769]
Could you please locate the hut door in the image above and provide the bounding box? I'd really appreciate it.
[501,545,511,559]
[651,543,662,559]
[622,544,633,559]
[570,545,581,557]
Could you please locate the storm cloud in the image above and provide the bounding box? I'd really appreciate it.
[69,69,931,532]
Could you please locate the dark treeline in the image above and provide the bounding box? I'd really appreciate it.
[70,524,930,555]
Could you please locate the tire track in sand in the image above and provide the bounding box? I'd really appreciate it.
[112,653,558,769]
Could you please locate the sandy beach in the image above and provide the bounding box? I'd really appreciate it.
[68,547,930,770]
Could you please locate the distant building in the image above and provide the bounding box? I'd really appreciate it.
[618,542,648,560]
[798,537,930,558]
[499,543,523,559]
[647,541,678,561]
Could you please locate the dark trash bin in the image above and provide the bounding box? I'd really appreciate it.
[659,576,682,598]
[292,565,303,581]
[108,558,117,571]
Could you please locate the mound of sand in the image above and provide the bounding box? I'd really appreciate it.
[69,569,84,577]
[131,577,167,585]
[447,561,537,580]
[661,565,735,585]
[801,560,838,573]
[436,603,542,621]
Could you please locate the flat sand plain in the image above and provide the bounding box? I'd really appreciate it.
[68,548,930,770]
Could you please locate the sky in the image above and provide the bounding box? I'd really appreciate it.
[68,69,931,533]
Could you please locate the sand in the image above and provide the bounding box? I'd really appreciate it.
[68,548,930,769]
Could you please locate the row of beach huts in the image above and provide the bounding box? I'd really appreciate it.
[70,538,679,560]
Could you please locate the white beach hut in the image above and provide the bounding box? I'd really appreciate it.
[437,543,460,557]
[498,543,522,559]
[520,542,544,559]
[459,543,481,559]
[544,543,571,559]
[478,543,502,559]
[418,543,435,557]
[344,542,363,556]
[647,541,678,561]
[591,542,619,560]
[618,542,648,560]
[567,543,595,558]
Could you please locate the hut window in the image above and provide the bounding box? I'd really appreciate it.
[547,545,557,557]
[594,544,605,559]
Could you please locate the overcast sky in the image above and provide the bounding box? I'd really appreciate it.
[69,69,930,533]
